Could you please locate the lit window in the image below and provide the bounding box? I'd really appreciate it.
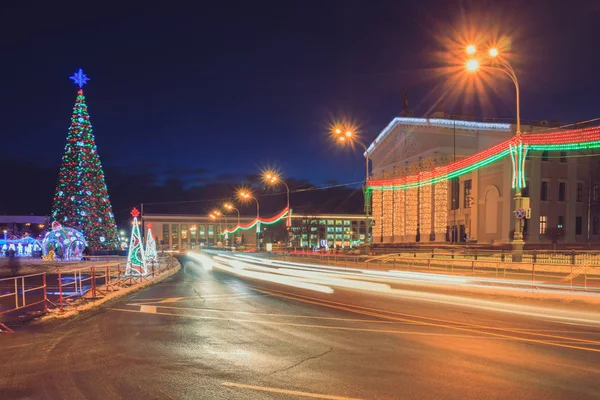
[539,216,547,235]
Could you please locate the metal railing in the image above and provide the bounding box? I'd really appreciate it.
[0,273,49,333]
[279,252,600,292]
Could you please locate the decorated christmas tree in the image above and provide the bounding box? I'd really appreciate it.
[50,69,119,250]
[126,208,147,276]
[145,222,158,266]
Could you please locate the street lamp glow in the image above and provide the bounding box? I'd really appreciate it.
[489,47,499,57]
[223,202,234,210]
[345,130,353,137]
[237,188,253,201]
[261,169,280,185]
[466,44,476,55]
[466,59,480,71]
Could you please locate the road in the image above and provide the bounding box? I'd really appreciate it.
[1,253,600,399]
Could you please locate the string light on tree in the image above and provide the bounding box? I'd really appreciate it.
[50,69,119,250]
[145,222,158,267]
[126,207,147,276]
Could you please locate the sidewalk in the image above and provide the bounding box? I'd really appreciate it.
[0,258,125,277]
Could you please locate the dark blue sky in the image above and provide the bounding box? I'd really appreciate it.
[2,0,600,190]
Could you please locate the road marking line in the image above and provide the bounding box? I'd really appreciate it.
[253,285,600,347]
[157,297,184,303]
[251,287,600,353]
[140,305,157,314]
[222,382,363,399]
[109,307,509,339]
[126,304,418,324]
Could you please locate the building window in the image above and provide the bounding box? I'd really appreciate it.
[463,179,472,208]
[171,224,178,240]
[335,220,342,225]
[593,216,599,235]
[181,224,188,240]
[343,220,351,226]
[327,220,334,225]
[576,183,583,202]
[539,216,547,235]
[560,151,567,163]
[162,224,170,241]
[541,182,548,201]
[558,216,564,229]
[542,151,549,161]
[559,182,566,201]
[199,225,206,236]
[576,216,583,235]
[451,178,460,210]
[208,225,214,237]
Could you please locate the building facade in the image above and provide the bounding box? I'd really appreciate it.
[366,114,600,246]
[143,214,259,250]
[290,213,372,249]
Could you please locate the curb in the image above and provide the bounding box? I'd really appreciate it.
[35,261,181,323]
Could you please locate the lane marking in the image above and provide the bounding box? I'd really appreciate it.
[140,305,157,314]
[252,287,600,353]
[126,304,419,325]
[109,307,508,339]
[157,297,184,303]
[222,381,363,399]
[253,286,600,346]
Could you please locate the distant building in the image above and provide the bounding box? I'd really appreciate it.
[366,114,600,246]
[0,215,48,239]
[143,213,259,250]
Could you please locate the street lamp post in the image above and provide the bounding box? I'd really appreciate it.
[334,127,371,249]
[238,189,260,251]
[466,45,527,261]
[262,170,292,247]
[223,202,241,246]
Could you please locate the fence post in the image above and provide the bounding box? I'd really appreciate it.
[42,273,48,312]
[570,264,573,289]
[501,250,505,262]
[91,267,96,298]
[571,249,576,265]
[584,265,587,290]
[451,250,455,260]
[428,258,431,272]
[58,270,64,311]
[532,263,535,287]
[474,250,478,261]
[471,260,475,277]
[533,249,537,263]
[431,249,434,259]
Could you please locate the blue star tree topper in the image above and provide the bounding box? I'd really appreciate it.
[69,68,90,88]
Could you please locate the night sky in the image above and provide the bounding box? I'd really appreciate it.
[2,1,600,219]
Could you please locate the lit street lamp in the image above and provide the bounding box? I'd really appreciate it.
[237,189,260,250]
[223,202,240,246]
[333,123,371,246]
[262,169,292,247]
[465,44,527,260]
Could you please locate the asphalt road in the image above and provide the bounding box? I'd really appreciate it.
[1,254,600,399]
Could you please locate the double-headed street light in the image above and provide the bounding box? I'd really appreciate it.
[465,44,526,260]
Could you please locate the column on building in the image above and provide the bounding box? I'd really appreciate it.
[405,187,418,241]
[372,190,383,243]
[419,184,432,242]
[382,189,393,242]
[433,181,448,242]
[393,189,405,243]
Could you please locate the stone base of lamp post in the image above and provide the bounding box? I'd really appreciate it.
[512,239,524,262]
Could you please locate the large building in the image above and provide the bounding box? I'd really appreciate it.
[366,114,600,247]
[143,212,372,251]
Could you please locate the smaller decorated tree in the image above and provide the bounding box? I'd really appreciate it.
[145,222,158,267]
[126,208,147,276]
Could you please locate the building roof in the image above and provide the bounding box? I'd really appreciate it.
[0,215,46,224]
[365,117,512,156]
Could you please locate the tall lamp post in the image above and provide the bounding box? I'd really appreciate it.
[223,202,240,246]
[465,44,528,261]
[237,189,260,251]
[211,209,226,247]
[262,170,292,247]
[333,126,371,248]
